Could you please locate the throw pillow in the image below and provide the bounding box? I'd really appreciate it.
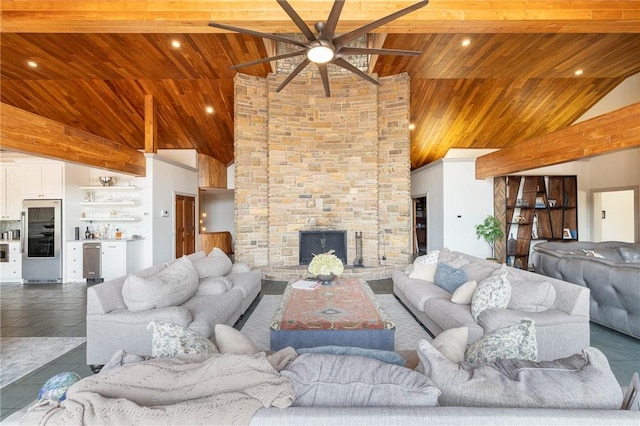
[438,249,470,269]
[196,276,233,296]
[214,324,260,354]
[464,319,537,364]
[38,372,81,402]
[507,272,556,312]
[192,247,233,278]
[281,353,440,407]
[296,346,406,366]
[432,327,468,363]
[408,262,438,282]
[150,320,218,357]
[460,261,500,283]
[122,256,199,312]
[414,249,440,266]
[417,339,622,408]
[450,280,477,304]
[434,262,468,293]
[470,268,511,321]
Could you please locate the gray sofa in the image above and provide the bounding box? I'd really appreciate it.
[392,250,591,361]
[86,250,262,365]
[531,241,640,339]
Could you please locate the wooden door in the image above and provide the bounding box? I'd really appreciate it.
[175,194,196,257]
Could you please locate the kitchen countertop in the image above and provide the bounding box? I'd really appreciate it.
[67,237,144,243]
[0,239,20,243]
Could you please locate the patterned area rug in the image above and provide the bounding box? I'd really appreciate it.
[241,294,432,351]
[0,337,86,388]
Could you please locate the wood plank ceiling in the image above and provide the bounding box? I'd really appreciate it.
[1,1,640,171]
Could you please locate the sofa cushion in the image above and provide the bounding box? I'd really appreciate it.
[196,276,233,296]
[434,262,468,293]
[433,327,468,363]
[296,346,406,366]
[465,319,537,364]
[439,248,471,268]
[122,256,199,313]
[451,280,477,304]
[149,320,218,357]
[184,290,243,338]
[461,261,500,283]
[281,353,440,407]
[507,271,556,312]
[618,245,640,262]
[404,280,452,312]
[192,247,233,278]
[471,268,511,321]
[417,339,622,408]
[408,262,437,282]
[214,324,260,354]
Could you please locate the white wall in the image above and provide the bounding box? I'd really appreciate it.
[574,73,640,123]
[147,154,199,265]
[201,190,235,241]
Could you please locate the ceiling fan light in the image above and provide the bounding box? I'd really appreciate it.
[307,43,335,63]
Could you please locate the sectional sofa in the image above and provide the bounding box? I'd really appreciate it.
[86,249,262,366]
[531,241,640,339]
[392,249,591,361]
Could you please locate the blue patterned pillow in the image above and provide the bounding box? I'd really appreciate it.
[434,262,468,293]
[464,319,537,364]
[471,269,511,321]
[38,372,81,402]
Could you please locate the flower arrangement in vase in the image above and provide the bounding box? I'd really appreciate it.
[308,250,344,285]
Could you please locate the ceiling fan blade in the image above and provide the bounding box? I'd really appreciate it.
[208,22,307,48]
[277,0,316,41]
[317,63,331,97]
[332,58,380,86]
[230,51,305,69]
[323,0,346,40]
[334,0,429,48]
[276,58,311,92]
[339,47,422,56]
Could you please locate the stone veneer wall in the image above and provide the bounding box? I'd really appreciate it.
[234,71,411,278]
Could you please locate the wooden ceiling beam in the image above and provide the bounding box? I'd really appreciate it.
[0,103,146,176]
[475,102,640,179]
[1,1,639,33]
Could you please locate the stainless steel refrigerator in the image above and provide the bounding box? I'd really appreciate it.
[21,199,62,283]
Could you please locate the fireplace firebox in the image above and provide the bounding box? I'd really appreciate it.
[299,230,347,265]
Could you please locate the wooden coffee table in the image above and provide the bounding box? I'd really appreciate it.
[270,278,395,351]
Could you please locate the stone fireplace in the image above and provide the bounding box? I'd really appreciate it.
[233,71,412,280]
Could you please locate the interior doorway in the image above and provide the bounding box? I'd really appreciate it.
[175,194,196,257]
[591,186,639,243]
[412,195,428,257]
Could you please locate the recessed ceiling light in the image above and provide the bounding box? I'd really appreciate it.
[409,123,416,131]
[574,69,584,76]
[461,39,471,47]
[171,40,181,48]
[205,106,214,114]
[27,60,38,68]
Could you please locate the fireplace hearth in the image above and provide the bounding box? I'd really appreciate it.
[299,230,347,266]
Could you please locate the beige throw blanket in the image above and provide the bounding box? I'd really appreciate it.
[21,353,294,425]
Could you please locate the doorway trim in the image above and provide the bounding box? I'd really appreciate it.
[589,185,639,243]
[412,193,429,257]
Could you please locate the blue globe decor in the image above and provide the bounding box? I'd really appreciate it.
[38,372,81,402]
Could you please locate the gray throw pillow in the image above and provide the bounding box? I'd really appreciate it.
[296,346,406,366]
[417,339,623,409]
[434,262,468,293]
[192,247,232,278]
[281,353,440,407]
[122,256,199,312]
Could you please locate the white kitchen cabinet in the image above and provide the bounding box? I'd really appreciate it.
[0,166,23,220]
[0,242,22,282]
[65,241,85,283]
[101,239,144,281]
[22,164,63,199]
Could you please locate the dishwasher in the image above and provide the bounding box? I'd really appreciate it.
[83,242,103,283]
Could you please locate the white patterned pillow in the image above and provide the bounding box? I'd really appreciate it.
[414,250,440,266]
[150,320,218,357]
[471,268,511,321]
[464,319,537,364]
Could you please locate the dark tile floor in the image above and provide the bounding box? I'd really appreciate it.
[1,279,638,421]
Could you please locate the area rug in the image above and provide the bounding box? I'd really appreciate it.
[0,337,86,388]
[241,294,432,351]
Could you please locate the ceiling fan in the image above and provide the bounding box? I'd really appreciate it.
[208,0,429,97]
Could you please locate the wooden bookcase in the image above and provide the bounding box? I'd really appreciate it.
[502,175,577,269]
